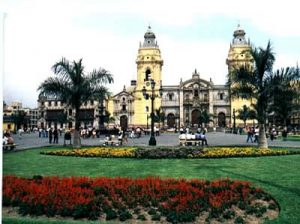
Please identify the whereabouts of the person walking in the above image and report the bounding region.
[53,128,59,144]
[49,128,53,144]
[246,127,253,143]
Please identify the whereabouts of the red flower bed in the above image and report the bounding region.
[3,175,278,223]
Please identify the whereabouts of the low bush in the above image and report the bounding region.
[41,146,300,159]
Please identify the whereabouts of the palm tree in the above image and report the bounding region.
[236,105,257,127]
[38,58,113,148]
[268,67,300,126]
[201,109,212,127]
[155,107,165,128]
[229,41,299,148]
[12,110,28,131]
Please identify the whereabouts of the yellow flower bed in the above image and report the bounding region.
[41,147,136,158]
[41,146,296,159]
[198,147,290,158]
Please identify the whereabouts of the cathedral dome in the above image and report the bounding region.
[232,24,248,45]
[233,24,246,37]
[141,26,158,48]
[144,26,156,39]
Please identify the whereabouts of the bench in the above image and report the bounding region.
[100,137,123,146]
[3,144,17,151]
[179,138,207,146]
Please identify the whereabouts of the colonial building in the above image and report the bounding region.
[37,96,100,129]
[108,26,235,130]
[37,25,258,130]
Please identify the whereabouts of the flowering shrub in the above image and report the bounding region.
[196,147,293,158]
[41,146,299,159]
[41,147,136,158]
[3,175,278,223]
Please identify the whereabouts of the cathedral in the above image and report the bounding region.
[106,25,252,130]
[37,25,253,130]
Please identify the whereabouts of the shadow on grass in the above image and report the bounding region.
[219,168,300,198]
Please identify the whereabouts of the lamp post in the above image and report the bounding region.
[146,114,149,130]
[233,108,237,134]
[142,79,163,146]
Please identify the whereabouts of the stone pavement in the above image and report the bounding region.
[7,131,300,151]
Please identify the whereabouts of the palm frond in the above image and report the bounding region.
[89,68,114,85]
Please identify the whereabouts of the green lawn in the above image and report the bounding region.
[3,147,300,224]
[277,135,300,141]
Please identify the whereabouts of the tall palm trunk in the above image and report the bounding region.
[258,123,268,149]
[73,107,81,148]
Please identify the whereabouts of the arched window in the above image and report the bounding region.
[218,112,226,127]
[167,113,175,128]
[145,69,151,81]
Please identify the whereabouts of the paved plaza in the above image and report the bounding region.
[7,131,300,150]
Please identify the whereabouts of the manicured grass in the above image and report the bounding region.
[277,135,300,141]
[3,146,300,224]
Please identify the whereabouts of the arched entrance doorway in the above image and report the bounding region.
[191,109,201,126]
[167,113,175,128]
[218,112,226,127]
[120,115,128,131]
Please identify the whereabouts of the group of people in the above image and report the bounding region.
[178,127,208,146]
[246,126,259,143]
[39,128,62,138]
[80,127,97,138]
[3,131,14,145]
[48,128,59,144]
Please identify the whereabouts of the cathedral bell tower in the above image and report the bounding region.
[226,24,254,126]
[134,26,164,126]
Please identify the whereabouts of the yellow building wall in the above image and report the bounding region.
[227,32,255,127]
[231,99,255,127]
[107,98,114,117]
[3,122,16,132]
[134,47,163,127]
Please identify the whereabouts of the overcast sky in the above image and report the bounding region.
[1,0,299,108]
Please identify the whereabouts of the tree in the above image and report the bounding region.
[38,58,113,148]
[236,105,257,127]
[155,107,165,128]
[229,41,299,148]
[95,87,112,129]
[268,68,300,126]
[12,110,28,131]
[201,109,212,127]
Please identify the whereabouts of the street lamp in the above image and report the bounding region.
[142,79,163,146]
[233,108,237,134]
[146,114,149,130]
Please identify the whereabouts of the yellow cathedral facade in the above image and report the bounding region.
[106,25,254,130]
[37,25,255,131]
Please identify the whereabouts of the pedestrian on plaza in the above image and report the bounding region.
[180,126,184,134]
[282,127,288,141]
[270,128,276,141]
[53,128,59,144]
[18,128,23,140]
[49,128,53,144]
[246,126,253,143]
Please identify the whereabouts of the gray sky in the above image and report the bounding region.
[1,0,299,108]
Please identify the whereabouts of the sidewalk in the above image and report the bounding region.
[8,132,300,151]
